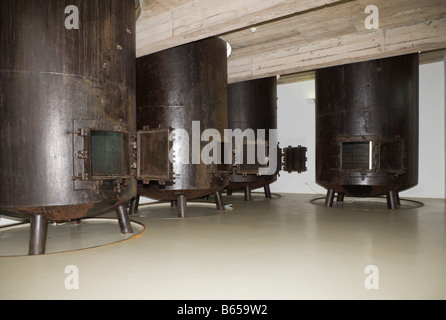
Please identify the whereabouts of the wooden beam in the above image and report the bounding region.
[277,49,446,85]
[419,49,446,65]
[136,0,347,57]
[277,71,315,85]
[226,0,446,83]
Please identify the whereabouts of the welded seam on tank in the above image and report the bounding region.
[0,70,125,88]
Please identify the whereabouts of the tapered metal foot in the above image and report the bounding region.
[28,213,48,255]
[115,204,133,234]
[178,194,187,218]
[325,189,335,207]
[129,195,140,216]
[337,192,345,203]
[264,184,272,199]
[244,185,252,201]
[387,191,399,210]
[214,191,225,211]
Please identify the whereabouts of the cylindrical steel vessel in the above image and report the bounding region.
[226,77,279,199]
[135,37,229,203]
[0,1,137,221]
[315,54,419,208]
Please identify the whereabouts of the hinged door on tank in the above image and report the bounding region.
[136,127,173,185]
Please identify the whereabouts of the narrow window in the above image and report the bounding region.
[341,141,372,170]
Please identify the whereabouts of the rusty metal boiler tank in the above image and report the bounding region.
[226,77,280,200]
[0,0,140,254]
[133,37,230,217]
[315,54,419,209]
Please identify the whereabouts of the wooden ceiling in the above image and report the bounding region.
[137,0,446,84]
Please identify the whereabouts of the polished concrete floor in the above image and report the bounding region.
[0,193,445,300]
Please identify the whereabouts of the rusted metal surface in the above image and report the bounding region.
[135,37,230,201]
[283,146,308,173]
[315,54,419,202]
[137,128,173,184]
[0,1,137,220]
[115,204,134,234]
[226,77,279,193]
[226,77,307,200]
[214,191,225,211]
[264,184,272,199]
[128,195,140,216]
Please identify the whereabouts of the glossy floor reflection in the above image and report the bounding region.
[0,193,445,300]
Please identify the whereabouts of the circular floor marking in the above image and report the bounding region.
[311,196,423,211]
[221,192,281,202]
[0,218,145,257]
[136,201,233,219]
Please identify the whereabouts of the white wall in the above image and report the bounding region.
[403,61,445,199]
[271,60,446,199]
[271,79,326,196]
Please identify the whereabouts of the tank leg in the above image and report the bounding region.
[336,192,345,203]
[227,189,232,196]
[115,204,133,234]
[171,200,178,207]
[387,191,399,210]
[178,194,187,218]
[244,185,252,201]
[214,191,225,211]
[324,189,335,207]
[28,213,48,255]
[264,184,272,199]
[128,195,140,216]
[396,192,401,206]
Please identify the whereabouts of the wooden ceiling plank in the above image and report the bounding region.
[222,1,358,52]
[136,0,347,57]
[224,0,445,60]
[277,49,446,85]
[227,0,446,83]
